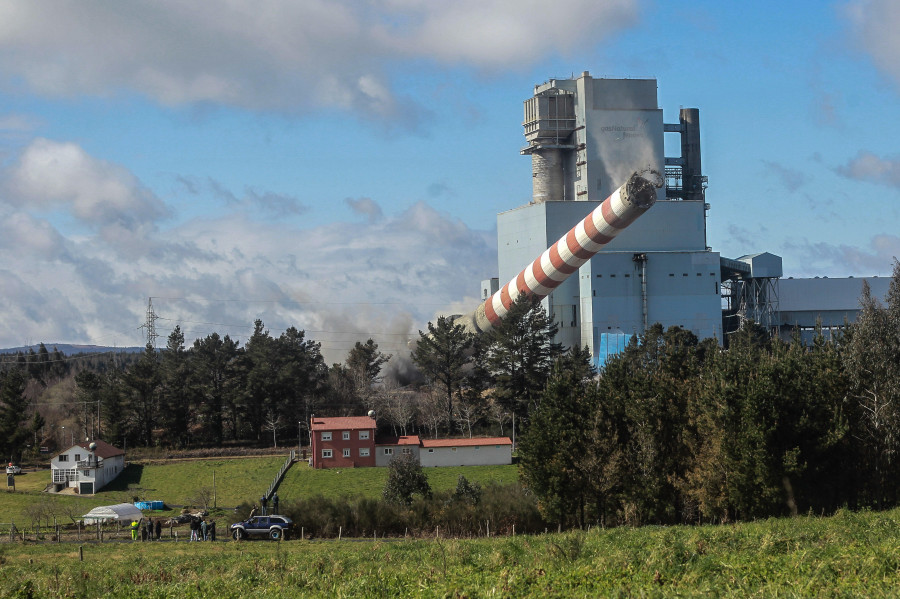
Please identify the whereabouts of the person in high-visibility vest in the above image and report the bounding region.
[130,519,139,541]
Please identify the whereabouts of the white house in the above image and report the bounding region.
[51,439,125,495]
[419,438,512,467]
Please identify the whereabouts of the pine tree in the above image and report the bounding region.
[486,295,561,422]
[0,369,30,461]
[519,346,595,527]
[843,262,900,507]
[411,316,474,435]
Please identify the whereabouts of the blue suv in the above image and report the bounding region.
[231,515,292,540]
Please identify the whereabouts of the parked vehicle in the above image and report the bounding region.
[231,515,292,540]
[6,464,21,475]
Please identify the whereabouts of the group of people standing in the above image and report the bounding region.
[260,492,279,515]
[189,516,216,541]
[130,518,162,541]
[128,516,216,541]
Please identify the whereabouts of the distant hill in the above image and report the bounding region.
[0,344,145,355]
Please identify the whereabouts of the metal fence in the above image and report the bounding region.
[264,450,296,503]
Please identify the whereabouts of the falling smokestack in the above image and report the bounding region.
[455,171,660,335]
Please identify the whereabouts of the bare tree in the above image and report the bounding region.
[416,390,446,438]
[263,410,281,448]
[375,382,418,437]
[189,487,214,512]
[454,396,481,438]
[487,398,511,437]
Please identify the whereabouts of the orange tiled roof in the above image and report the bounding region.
[421,437,511,448]
[376,435,421,446]
[310,416,376,431]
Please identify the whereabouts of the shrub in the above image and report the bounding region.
[383,454,432,505]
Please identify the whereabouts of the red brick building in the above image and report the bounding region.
[310,416,376,468]
[310,415,513,469]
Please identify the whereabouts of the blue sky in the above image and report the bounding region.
[1,0,898,364]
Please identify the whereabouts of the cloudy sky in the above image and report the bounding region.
[1,0,898,363]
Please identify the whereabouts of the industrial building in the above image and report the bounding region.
[481,72,889,366]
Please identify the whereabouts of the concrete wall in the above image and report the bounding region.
[776,276,891,329]
[581,250,723,356]
[374,445,420,467]
[419,444,512,468]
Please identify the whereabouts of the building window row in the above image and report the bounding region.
[321,430,371,441]
[322,448,371,459]
[383,447,414,455]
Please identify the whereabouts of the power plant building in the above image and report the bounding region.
[486,72,888,366]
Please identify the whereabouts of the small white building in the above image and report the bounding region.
[375,435,421,467]
[51,439,125,495]
[419,438,512,468]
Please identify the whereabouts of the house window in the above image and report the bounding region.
[58,455,69,462]
[359,448,370,457]
[428,449,434,453]
[451,447,457,452]
[322,449,333,458]
[384,448,394,455]
[402,448,411,454]
[474,446,480,450]
[342,431,350,440]
[343,448,350,458]
[359,430,370,440]
[74,454,81,461]
[322,432,332,441]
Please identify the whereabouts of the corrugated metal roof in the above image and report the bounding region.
[310,416,375,431]
[421,437,512,448]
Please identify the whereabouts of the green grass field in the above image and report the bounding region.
[0,457,518,527]
[278,462,518,501]
[1,507,899,597]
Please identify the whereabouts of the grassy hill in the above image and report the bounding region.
[0,457,518,525]
[2,507,899,597]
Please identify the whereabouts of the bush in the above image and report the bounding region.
[279,482,544,538]
[383,454,432,505]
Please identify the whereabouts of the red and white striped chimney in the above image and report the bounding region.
[459,171,660,334]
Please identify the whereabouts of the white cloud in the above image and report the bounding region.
[834,151,900,188]
[0,1,639,120]
[345,197,383,222]
[382,0,638,67]
[762,160,808,192]
[0,113,41,133]
[4,138,170,229]
[0,141,497,363]
[782,234,900,277]
[844,0,900,89]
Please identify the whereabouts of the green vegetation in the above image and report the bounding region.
[277,462,517,502]
[0,459,519,528]
[516,265,900,527]
[382,453,432,504]
[3,508,900,597]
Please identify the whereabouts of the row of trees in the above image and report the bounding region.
[520,268,900,526]
[2,289,565,456]
[75,321,387,449]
